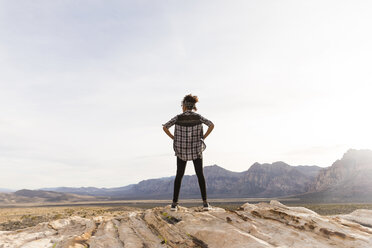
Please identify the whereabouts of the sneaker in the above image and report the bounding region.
[170,202,178,211]
[203,201,211,211]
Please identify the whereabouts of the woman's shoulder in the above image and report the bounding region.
[192,111,207,117]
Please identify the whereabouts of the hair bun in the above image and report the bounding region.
[182,94,198,111]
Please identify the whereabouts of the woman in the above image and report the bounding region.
[162,94,215,211]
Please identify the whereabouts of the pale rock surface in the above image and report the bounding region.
[0,201,372,248]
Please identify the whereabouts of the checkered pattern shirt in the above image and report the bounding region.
[163,110,214,161]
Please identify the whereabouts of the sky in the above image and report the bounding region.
[1,0,372,190]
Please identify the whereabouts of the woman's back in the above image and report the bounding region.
[173,110,213,161]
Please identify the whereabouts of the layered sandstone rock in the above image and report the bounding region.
[0,201,371,248]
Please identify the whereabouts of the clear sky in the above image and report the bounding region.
[1,0,371,190]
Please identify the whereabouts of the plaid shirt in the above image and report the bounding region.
[163,110,214,161]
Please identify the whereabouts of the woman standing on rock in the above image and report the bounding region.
[162,94,215,211]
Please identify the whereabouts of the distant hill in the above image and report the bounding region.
[39,184,136,197]
[300,149,372,202]
[0,189,109,205]
[0,188,15,193]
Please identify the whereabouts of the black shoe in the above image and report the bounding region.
[203,201,211,211]
[171,202,178,211]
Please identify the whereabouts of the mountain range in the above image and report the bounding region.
[1,149,372,204]
[37,161,321,200]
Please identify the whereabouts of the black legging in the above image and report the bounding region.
[173,156,207,203]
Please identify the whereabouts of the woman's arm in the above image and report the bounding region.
[203,123,214,140]
[163,126,174,140]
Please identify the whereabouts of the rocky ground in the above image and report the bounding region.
[0,201,372,248]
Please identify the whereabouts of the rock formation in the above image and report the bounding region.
[304,149,372,202]
[1,201,371,247]
[237,162,318,197]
